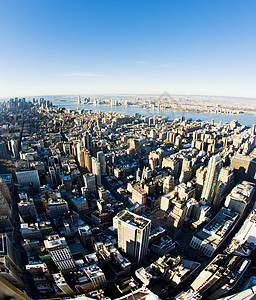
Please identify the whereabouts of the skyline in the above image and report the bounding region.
[0,0,256,98]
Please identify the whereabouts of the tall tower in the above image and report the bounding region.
[78,148,86,173]
[200,155,222,206]
[114,210,151,264]
[91,157,101,186]
[84,132,92,151]
[49,166,57,187]
[97,151,106,174]
[84,149,92,173]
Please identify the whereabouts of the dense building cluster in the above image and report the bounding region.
[0,97,256,300]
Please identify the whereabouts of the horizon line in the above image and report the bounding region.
[1,93,256,101]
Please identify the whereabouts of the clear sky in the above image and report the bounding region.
[0,0,255,98]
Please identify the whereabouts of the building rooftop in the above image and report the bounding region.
[133,184,147,195]
[190,254,251,297]
[118,210,151,229]
[44,235,67,249]
[82,264,104,278]
[71,197,86,204]
[0,174,12,185]
[201,208,239,240]
[227,181,255,203]
[227,209,256,256]
[48,198,67,205]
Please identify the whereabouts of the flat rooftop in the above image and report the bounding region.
[133,184,147,195]
[195,208,239,246]
[119,210,151,229]
[44,235,67,249]
[0,174,12,184]
[71,197,86,204]
[203,208,238,236]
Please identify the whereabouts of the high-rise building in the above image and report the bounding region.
[195,166,207,200]
[0,234,24,289]
[224,181,255,214]
[131,185,147,206]
[91,157,101,186]
[82,132,92,151]
[44,235,76,273]
[190,208,239,257]
[10,139,19,159]
[211,167,235,211]
[49,166,57,187]
[231,154,256,183]
[114,210,151,264]
[78,148,86,173]
[84,149,92,173]
[83,174,97,193]
[200,155,222,206]
[76,142,81,162]
[166,196,189,237]
[63,142,72,155]
[0,189,13,231]
[97,151,106,174]
[16,169,41,191]
[82,264,107,290]
[0,141,8,158]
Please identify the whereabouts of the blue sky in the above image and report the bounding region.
[0,0,255,98]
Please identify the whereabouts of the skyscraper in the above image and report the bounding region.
[82,132,92,151]
[91,157,101,186]
[97,151,106,174]
[84,149,92,173]
[114,210,151,264]
[200,155,222,206]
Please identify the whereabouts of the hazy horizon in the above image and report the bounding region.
[1,93,256,103]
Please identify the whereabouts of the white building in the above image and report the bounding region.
[224,181,255,214]
[227,209,256,256]
[83,174,97,192]
[190,208,239,257]
[91,157,101,186]
[97,151,106,174]
[115,210,151,264]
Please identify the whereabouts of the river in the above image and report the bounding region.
[49,98,256,126]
